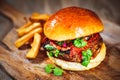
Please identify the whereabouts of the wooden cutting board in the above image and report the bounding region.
[0,1,120,80]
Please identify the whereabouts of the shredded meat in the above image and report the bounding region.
[85,33,103,58]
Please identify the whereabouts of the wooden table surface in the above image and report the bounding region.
[0,0,120,80]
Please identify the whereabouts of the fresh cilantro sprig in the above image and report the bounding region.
[54,50,60,57]
[53,67,63,76]
[45,64,64,76]
[45,44,54,51]
[73,38,87,48]
[81,49,92,67]
[45,64,55,73]
[48,50,60,57]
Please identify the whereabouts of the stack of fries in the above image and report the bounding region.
[15,13,50,59]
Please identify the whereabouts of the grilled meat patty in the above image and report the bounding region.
[42,33,103,62]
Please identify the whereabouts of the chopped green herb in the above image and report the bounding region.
[53,67,63,76]
[81,49,92,67]
[48,51,54,57]
[56,41,64,46]
[47,64,55,68]
[44,64,63,76]
[73,38,87,48]
[81,60,90,67]
[45,44,54,51]
[82,49,92,57]
[48,49,60,57]
[82,55,89,61]
[54,50,60,57]
[82,51,87,56]
[86,49,92,56]
[45,66,52,73]
[45,64,55,73]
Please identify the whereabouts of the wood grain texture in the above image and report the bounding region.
[0,21,120,80]
[0,0,120,80]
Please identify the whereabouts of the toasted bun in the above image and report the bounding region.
[44,7,104,41]
[47,43,106,71]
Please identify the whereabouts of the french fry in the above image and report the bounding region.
[17,22,41,36]
[30,12,50,21]
[26,33,41,58]
[16,21,32,32]
[15,27,42,48]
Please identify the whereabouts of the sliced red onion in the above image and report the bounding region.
[62,42,67,47]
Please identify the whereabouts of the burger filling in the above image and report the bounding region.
[42,33,103,67]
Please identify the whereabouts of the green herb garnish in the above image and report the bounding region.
[56,41,64,46]
[45,64,63,76]
[81,49,92,67]
[45,44,54,51]
[73,38,87,48]
[53,67,63,76]
[86,49,92,56]
[54,50,60,57]
[48,51,54,57]
[45,64,55,73]
[48,49,60,57]
[82,60,90,67]
[82,49,92,56]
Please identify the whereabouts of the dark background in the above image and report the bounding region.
[0,0,120,80]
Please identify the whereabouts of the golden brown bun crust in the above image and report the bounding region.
[44,7,104,41]
[47,43,106,71]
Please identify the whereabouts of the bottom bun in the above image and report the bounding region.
[47,43,106,71]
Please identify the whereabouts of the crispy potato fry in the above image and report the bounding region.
[15,12,48,59]
[16,22,32,32]
[17,22,41,36]
[15,27,42,48]
[26,33,41,58]
[30,12,50,21]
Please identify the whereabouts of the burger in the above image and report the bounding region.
[43,7,106,71]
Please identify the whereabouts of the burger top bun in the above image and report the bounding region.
[44,7,104,41]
